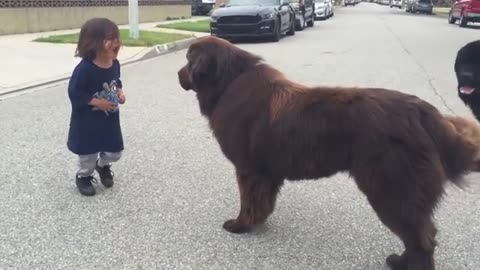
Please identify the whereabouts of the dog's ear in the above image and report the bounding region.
[190,51,217,88]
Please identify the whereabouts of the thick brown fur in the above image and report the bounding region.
[177,36,480,270]
[445,115,480,171]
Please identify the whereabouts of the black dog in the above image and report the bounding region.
[456,40,480,120]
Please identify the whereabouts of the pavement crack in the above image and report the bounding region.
[316,49,351,56]
[381,18,454,114]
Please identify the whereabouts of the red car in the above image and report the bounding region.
[448,0,480,27]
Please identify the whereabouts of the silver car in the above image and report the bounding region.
[344,0,356,6]
[314,0,334,19]
[390,0,402,8]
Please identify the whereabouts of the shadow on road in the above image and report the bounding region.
[461,24,480,30]
[388,10,441,18]
[227,37,282,44]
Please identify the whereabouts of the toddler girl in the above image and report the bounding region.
[67,18,126,196]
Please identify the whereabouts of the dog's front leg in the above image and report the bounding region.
[223,170,284,234]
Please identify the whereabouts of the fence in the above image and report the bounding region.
[0,0,191,35]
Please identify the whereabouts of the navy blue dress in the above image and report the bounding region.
[67,58,124,155]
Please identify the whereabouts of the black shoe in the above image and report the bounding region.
[96,162,114,188]
[76,175,96,196]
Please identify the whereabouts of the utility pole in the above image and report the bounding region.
[128,0,139,39]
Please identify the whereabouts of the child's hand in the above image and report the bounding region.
[118,90,126,104]
[89,98,115,112]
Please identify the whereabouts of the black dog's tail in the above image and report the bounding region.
[424,114,480,186]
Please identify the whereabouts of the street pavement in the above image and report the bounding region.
[1,3,479,270]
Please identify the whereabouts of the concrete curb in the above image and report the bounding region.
[0,36,200,99]
[138,37,198,61]
[434,12,449,18]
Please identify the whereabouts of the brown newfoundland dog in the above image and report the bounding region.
[177,36,480,270]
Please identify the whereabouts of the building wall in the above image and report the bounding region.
[0,1,191,35]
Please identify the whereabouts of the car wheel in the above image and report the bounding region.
[287,18,296,36]
[459,13,468,27]
[307,12,315,27]
[296,14,305,31]
[448,11,456,24]
[272,19,282,42]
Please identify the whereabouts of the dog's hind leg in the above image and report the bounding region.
[362,187,439,270]
[223,170,284,234]
[353,154,444,270]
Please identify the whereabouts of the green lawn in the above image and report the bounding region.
[157,19,210,33]
[34,29,193,47]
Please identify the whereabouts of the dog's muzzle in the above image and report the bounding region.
[458,69,476,95]
[178,66,193,91]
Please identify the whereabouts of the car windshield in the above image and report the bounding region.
[418,0,431,3]
[226,0,281,6]
[315,0,326,3]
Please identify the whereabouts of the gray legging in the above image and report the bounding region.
[76,151,122,177]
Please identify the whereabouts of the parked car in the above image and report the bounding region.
[344,0,356,5]
[390,0,402,8]
[191,0,216,15]
[314,0,334,19]
[405,0,433,14]
[290,0,315,30]
[448,0,480,27]
[210,0,296,42]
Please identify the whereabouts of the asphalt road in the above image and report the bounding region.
[1,3,479,270]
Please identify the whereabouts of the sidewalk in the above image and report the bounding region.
[0,17,209,95]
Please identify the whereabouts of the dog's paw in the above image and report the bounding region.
[386,253,407,270]
[223,219,251,234]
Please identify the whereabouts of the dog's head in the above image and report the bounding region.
[455,40,480,97]
[177,36,262,115]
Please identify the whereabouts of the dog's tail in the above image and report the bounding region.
[432,115,480,185]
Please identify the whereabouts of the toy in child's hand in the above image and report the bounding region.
[92,80,120,115]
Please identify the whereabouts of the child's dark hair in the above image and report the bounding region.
[75,18,120,60]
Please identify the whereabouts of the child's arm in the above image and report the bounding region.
[115,59,126,104]
[68,67,93,110]
[117,88,126,104]
[89,98,115,112]
[68,66,114,111]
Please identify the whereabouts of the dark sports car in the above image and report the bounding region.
[210,0,296,42]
